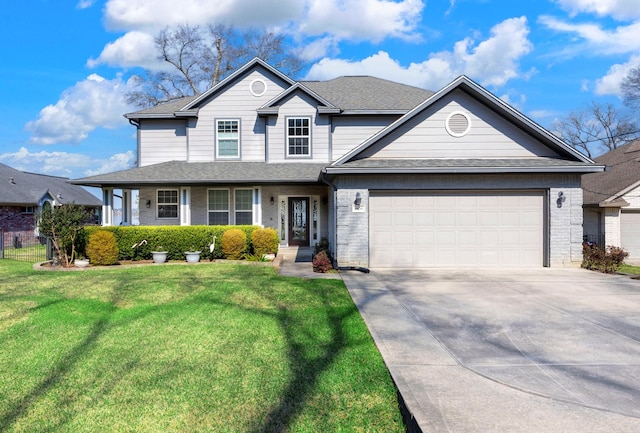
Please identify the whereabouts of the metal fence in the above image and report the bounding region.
[0,230,50,262]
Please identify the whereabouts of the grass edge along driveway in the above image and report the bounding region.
[0,261,404,433]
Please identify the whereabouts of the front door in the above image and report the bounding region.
[289,197,309,246]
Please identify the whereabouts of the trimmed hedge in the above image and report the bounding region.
[81,225,260,261]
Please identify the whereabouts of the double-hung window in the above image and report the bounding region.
[235,189,253,225]
[157,190,178,219]
[208,189,229,225]
[287,117,310,157]
[216,119,239,158]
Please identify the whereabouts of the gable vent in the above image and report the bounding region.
[445,111,471,137]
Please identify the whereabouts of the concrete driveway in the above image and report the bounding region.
[341,268,640,432]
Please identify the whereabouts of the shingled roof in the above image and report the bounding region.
[71,161,328,187]
[125,75,434,119]
[0,163,102,206]
[582,140,640,206]
[300,76,434,112]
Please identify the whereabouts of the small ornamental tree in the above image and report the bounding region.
[38,202,93,267]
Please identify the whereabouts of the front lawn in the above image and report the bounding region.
[619,263,640,275]
[0,261,404,432]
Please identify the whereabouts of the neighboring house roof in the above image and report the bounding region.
[332,75,597,168]
[0,162,102,206]
[582,140,640,207]
[70,161,328,187]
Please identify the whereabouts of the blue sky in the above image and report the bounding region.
[1,0,639,180]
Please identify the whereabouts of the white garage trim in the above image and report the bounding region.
[370,190,547,268]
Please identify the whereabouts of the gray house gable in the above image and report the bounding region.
[331,75,598,172]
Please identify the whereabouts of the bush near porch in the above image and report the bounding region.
[81,225,261,261]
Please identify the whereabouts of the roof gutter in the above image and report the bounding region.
[323,165,607,175]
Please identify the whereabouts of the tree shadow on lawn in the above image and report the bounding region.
[1,270,386,432]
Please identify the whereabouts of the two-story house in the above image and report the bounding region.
[73,58,603,268]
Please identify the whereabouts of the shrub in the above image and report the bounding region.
[38,203,93,267]
[314,237,331,256]
[312,250,333,273]
[222,229,247,260]
[86,230,119,265]
[582,243,628,273]
[251,227,280,256]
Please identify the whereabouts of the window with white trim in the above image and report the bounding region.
[287,117,310,156]
[216,119,239,158]
[208,189,229,225]
[157,190,178,219]
[235,189,253,225]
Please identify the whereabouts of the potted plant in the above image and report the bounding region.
[152,246,168,264]
[74,255,90,268]
[184,246,201,263]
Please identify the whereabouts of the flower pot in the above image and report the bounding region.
[152,251,168,264]
[184,251,201,263]
[74,259,90,268]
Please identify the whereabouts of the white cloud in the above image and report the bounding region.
[87,31,160,70]
[595,55,640,96]
[553,0,640,20]
[77,0,95,9]
[25,74,135,145]
[103,0,304,31]
[95,0,425,68]
[0,147,135,178]
[305,17,532,90]
[539,15,640,55]
[300,0,424,43]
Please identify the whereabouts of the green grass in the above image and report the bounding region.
[619,263,640,275]
[1,243,47,262]
[0,261,404,433]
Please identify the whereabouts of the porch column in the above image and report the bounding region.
[102,188,114,226]
[180,187,191,226]
[121,189,132,226]
[604,207,621,247]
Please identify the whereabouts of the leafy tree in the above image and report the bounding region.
[38,203,93,267]
[553,101,640,157]
[126,24,304,108]
[621,66,640,108]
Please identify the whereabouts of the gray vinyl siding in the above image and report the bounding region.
[266,92,331,163]
[188,69,290,162]
[139,120,187,167]
[359,89,562,159]
[331,116,396,162]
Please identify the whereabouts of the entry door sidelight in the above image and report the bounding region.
[288,197,309,246]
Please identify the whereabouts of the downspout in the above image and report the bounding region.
[320,169,370,273]
[128,118,141,168]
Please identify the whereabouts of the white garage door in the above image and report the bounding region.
[370,191,545,268]
[621,212,640,261]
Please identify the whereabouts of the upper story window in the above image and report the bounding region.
[157,190,178,219]
[287,117,311,157]
[216,119,240,159]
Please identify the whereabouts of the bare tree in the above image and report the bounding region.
[554,102,640,158]
[126,24,304,108]
[621,66,640,108]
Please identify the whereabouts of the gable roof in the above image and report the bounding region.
[0,162,102,206]
[125,60,435,120]
[582,140,640,207]
[331,75,597,169]
[125,58,296,121]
